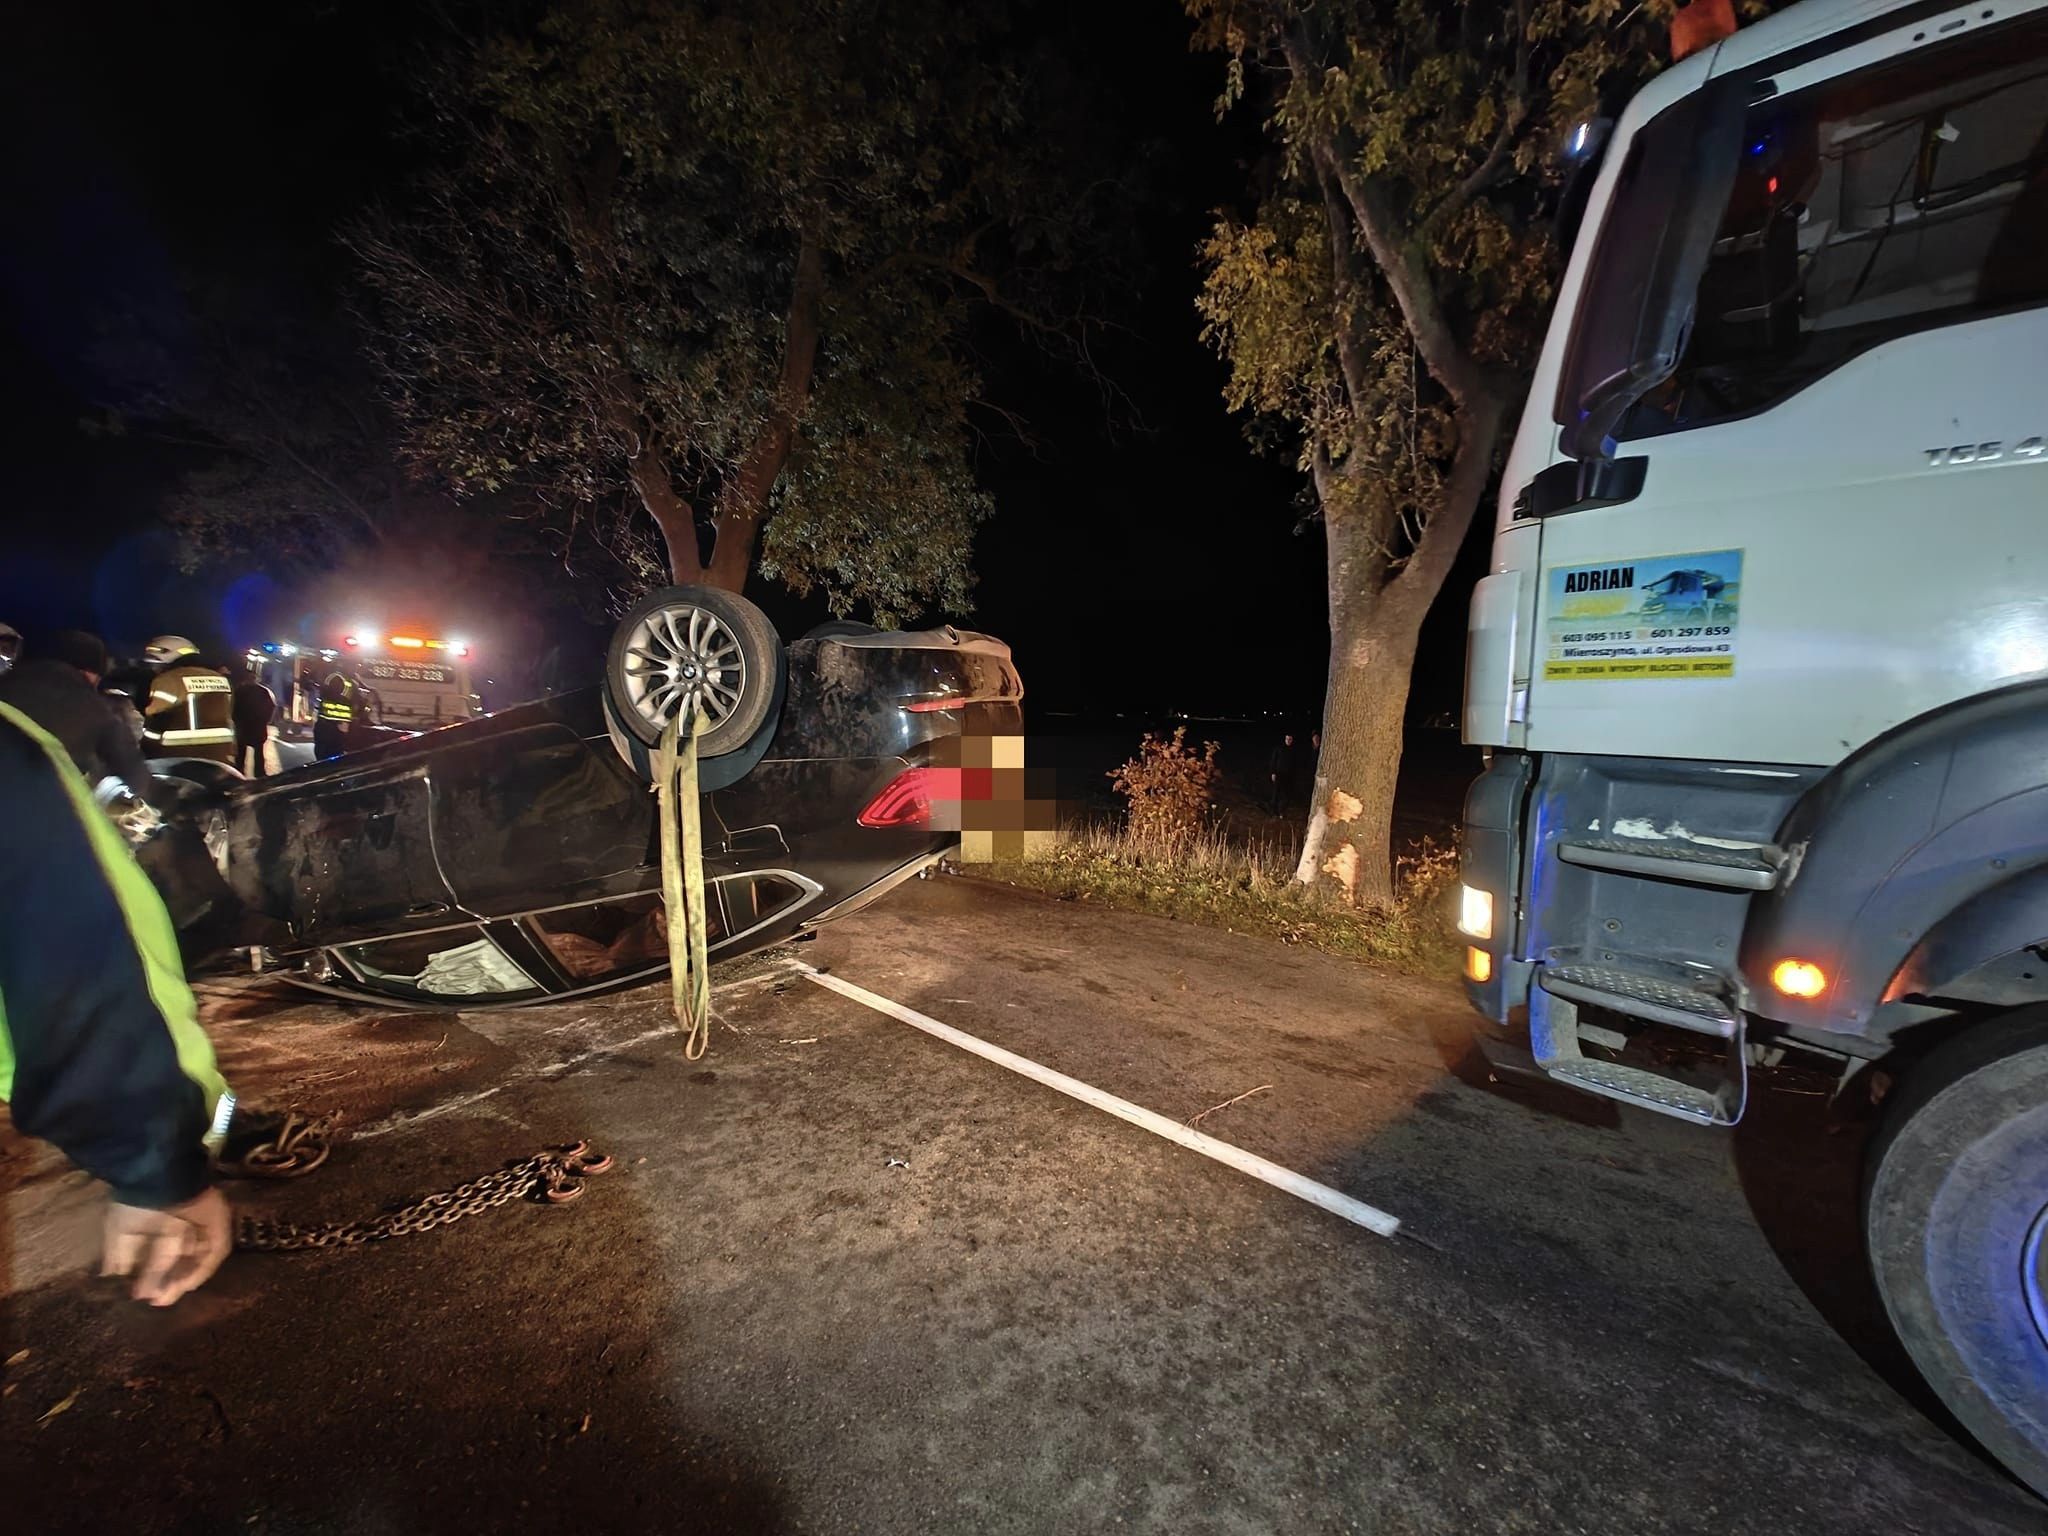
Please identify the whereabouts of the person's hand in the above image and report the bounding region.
[101,1187,234,1306]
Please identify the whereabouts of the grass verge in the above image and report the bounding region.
[975,823,1461,978]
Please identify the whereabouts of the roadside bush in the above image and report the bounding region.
[1108,727,1221,851]
[1392,838,1458,922]
[983,818,1462,977]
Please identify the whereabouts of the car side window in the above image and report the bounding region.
[338,926,542,1000]
[529,893,729,983]
[723,873,807,934]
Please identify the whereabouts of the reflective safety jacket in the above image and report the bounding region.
[143,664,237,763]
[317,675,357,723]
[0,703,232,1208]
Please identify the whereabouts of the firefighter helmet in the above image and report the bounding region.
[143,634,201,667]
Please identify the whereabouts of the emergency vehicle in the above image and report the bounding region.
[339,629,480,731]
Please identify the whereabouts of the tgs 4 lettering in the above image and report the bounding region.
[1924,437,2046,467]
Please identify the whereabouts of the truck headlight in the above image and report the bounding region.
[1457,883,1493,941]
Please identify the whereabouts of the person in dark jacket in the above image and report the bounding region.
[0,703,235,1305]
[313,668,358,760]
[1265,732,1297,815]
[231,667,276,777]
[0,629,153,799]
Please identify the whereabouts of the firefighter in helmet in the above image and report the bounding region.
[314,666,360,760]
[136,636,236,767]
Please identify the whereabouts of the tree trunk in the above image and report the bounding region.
[1296,381,1506,907]
[706,228,826,593]
[628,448,705,585]
[1296,524,1422,909]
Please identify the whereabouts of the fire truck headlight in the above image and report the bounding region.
[1457,883,1494,941]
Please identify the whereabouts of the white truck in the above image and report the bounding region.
[1456,0,2048,1497]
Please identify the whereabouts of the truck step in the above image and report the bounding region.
[1555,835,1781,891]
[1544,1059,1739,1126]
[1538,963,1740,1039]
[1529,967,1748,1126]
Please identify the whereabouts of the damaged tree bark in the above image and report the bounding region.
[1265,29,1516,909]
[1295,392,1506,909]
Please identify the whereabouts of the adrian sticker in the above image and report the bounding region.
[1542,548,1742,681]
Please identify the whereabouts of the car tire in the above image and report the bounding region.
[1865,1007,2048,1500]
[605,584,782,758]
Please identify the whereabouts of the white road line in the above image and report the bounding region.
[797,963,1402,1240]
[353,964,800,1140]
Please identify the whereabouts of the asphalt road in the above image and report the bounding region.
[3,876,2044,1535]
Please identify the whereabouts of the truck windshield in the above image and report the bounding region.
[1563,13,2048,444]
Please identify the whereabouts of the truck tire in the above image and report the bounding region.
[1865,1007,2048,1500]
[605,585,781,759]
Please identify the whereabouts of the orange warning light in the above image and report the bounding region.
[1770,958,1827,999]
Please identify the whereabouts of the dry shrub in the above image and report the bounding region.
[1393,838,1459,923]
[1108,726,1220,851]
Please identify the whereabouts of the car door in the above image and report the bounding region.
[231,760,458,946]
[427,722,658,917]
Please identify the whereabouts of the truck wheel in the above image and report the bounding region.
[1865,1006,2048,1499]
[605,585,781,758]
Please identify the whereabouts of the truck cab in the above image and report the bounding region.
[1458,0,2048,1498]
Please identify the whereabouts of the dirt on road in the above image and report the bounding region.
[2,876,2040,1535]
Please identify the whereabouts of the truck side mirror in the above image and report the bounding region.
[1557,79,1751,461]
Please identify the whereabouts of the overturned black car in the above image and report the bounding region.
[145,588,1021,1007]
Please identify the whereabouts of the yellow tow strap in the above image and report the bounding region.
[654,711,712,1060]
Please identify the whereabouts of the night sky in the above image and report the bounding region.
[0,1,1481,721]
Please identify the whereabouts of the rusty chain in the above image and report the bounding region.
[234,1141,613,1252]
[218,1112,334,1180]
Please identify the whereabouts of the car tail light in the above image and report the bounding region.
[858,767,962,828]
